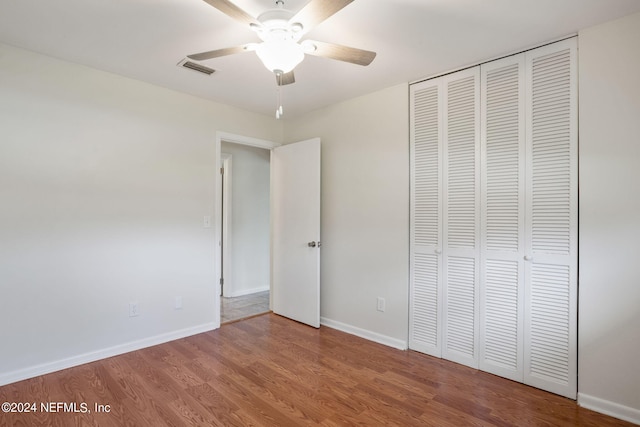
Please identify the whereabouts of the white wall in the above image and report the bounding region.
[0,43,282,384]
[284,84,410,348]
[578,12,640,423]
[221,142,270,297]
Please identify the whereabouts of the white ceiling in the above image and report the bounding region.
[1,0,639,118]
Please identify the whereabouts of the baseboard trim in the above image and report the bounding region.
[226,286,269,298]
[0,322,217,387]
[320,317,408,350]
[578,392,640,425]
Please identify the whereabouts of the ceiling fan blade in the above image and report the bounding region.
[276,71,296,86]
[201,0,259,27]
[289,0,354,34]
[305,40,376,66]
[187,45,252,61]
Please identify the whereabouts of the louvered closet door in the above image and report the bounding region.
[523,38,578,399]
[409,80,443,357]
[479,56,526,382]
[442,67,481,369]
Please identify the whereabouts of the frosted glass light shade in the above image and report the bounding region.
[256,40,305,73]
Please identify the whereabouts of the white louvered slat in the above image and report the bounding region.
[412,253,439,347]
[530,48,572,255]
[410,81,442,357]
[524,38,577,399]
[485,63,521,252]
[445,256,476,358]
[528,263,570,383]
[414,86,440,247]
[483,260,519,370]
[479,56,525,382]
[442,68,480,368]
[446,75,478,249]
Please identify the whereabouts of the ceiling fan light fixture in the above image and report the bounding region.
[256,39,305,73]
[186,0,377,102]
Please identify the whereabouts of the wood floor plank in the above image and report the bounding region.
[212,372,298,427]
[0,313,635,427]
[184,382,241,425]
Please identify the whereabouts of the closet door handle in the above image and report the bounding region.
[435,249,442,255]
[524,255,533,261]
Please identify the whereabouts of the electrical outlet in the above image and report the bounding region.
[175,296,182,310]
[129,302,139,317]
[203,215,212,228]
[376,297,386,312]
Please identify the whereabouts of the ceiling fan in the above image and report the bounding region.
[187,0,376,87]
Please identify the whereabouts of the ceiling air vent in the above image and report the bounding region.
[179,59,215,76]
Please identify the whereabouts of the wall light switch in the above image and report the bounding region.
[129,302,139,317]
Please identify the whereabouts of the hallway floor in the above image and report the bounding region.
[221,290,270,324]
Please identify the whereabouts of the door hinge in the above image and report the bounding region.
[219,278,224,285]
[220,167,224,175]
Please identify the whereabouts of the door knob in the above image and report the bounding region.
[435,249,442,255]
[308,241,317,247]
[524,255,533,261]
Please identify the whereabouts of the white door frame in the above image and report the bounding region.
[220,153,232,298]
[214,131,280,328]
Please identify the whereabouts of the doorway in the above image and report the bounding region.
[215,132,280,325]
[214,132,322,329]
[219,142,271,323]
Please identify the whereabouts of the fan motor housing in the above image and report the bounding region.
[254,8,303,42]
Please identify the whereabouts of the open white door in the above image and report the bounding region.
[271,138,321,328]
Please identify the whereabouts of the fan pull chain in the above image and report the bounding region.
[276,73,284,119]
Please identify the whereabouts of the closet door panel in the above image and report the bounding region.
[442,67,481,368]
[524,38,578,399]
[410,81,443,357]
[409,39,577,399]
[479,56,526,381]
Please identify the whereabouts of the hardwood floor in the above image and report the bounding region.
[0,313,632,426]
[220,291,270,324]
